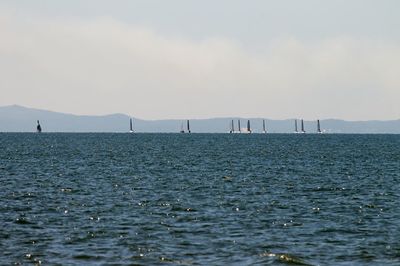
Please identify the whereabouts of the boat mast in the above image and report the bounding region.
[230,120,234,133]
[295,119,298,133]
[180,122,185,133]
[263,120,266,133]
[187,120,191,133]
[247,120,252,133]
[238,120,241,133]
[301,119,305,133]
[130,118,133,132]
[317,120,321,133]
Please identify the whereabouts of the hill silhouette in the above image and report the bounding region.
[0,105,399,133]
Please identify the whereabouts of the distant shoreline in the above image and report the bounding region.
[0,105,399,134]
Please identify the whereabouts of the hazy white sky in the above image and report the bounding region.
[1,0,399,120]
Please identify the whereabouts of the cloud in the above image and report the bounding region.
[0,11,399,120]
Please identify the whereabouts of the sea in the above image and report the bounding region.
[1,133,399,265]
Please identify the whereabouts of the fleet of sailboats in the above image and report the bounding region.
[33,118,324,133]
[229,119,255,133]
[148,117,323,134]
[294,119,324,134]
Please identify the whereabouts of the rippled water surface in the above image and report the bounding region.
[1,133,400,265]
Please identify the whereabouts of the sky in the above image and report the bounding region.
[1,0,399,120]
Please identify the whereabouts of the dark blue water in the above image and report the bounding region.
[1,133,400,265]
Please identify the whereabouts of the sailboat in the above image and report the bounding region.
[317,120,322,134]
[229,120,235,133]
[129,118,134,133]
[262,119,267,134]
[36,120,42,133]
[187,120,191,133]
[294,119,298,133]
[238,120,241,133]
[246,120,252,133]
[301,119,306,133]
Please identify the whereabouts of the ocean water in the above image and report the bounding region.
[1,133,400,265]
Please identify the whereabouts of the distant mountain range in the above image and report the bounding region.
[0,105,399,133]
